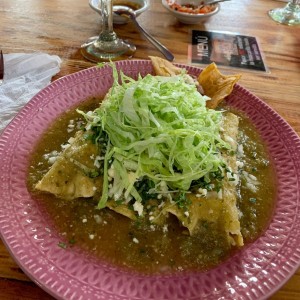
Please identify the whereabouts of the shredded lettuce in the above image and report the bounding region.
[79,63,231,210]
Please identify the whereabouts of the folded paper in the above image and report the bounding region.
[0,53,61,132]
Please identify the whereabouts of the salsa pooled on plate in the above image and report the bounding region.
[28,57,275,273]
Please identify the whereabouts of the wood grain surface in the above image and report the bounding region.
[0,0,299,299]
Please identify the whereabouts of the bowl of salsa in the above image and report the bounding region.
[162,0,220,24]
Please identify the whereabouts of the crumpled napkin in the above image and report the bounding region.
[0,53,62,133]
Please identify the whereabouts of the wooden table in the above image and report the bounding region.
[0,0,299,299]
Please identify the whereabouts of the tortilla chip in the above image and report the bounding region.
[149,56,182,77]
[198,63,241,109]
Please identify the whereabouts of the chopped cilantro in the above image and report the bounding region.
[115,199,124,205]
[134,179,156,203]
[201,220,210,229]
[175,193,191,209]
[58,242,67,249]
[87,170,100,178]
[229,150,236,156]
[69,238,76,245]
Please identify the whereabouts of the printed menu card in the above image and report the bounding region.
[189,30,267,72]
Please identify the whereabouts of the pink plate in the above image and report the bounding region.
[0,60,300,300]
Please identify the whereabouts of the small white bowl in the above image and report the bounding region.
[162,0,220,24]
[89,0,150,25]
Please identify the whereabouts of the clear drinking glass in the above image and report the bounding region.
[81,0,136,62]
[268,0,300,26]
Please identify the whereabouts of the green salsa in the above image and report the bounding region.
[27,98,276,274]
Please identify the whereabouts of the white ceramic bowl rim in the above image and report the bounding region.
[127,0,150,15]
[90,0,150,15]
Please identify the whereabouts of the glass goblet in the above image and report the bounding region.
[268,0,300,26]
[81,0,136,62]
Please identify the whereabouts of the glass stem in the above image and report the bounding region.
[99,0,117,42]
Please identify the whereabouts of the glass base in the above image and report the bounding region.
[81,37,136,62]
[268,4,300,26]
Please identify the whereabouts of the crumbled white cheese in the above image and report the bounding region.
[94,156,103,168]
[236,160,244,168]
[163,225,168,233]
[89,234,95,240]
[249,174,257,181]
[48,156,58,165]
[237,144,244,156]
[44,150,60,165]
[246,182,258,193]
[242,171,260,192]
[238,209,243,219]
[82,218,87,223]
[197,188,207,197]
[184,211,189,217]
[133,238,139,244]
[133,201,144,216]
[67,121,75,133]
